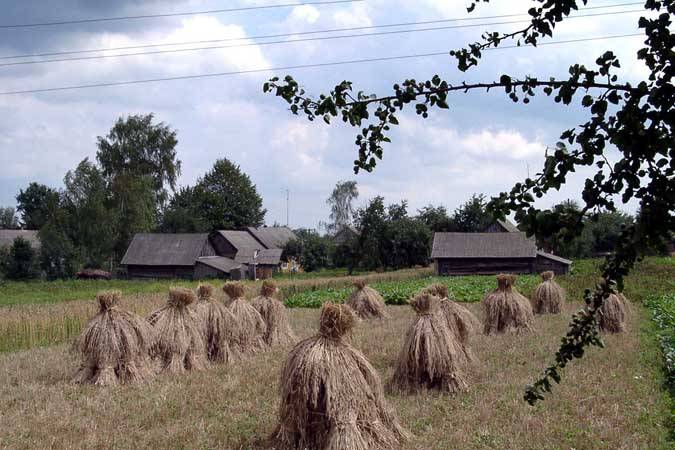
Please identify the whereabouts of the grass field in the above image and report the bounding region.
[0,258,672,448]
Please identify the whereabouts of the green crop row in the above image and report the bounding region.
[284,274,540,308]
[645,293,675,385]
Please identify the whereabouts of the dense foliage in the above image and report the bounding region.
[265,0,674,403]
[16,182,60,230]
[160,158,266,232]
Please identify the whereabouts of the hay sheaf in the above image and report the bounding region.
[73,290,155,386]
[421,283,481,345]
[147,287,207,374]
[223,282,266,354]
[598,292,627,333]
[273,303,408,450]
[345,279,388,320]
[389,293,470,394]
[194,283,240,364]
[531,271,565,314]
[251,280,297,346]
[483,274,534,335]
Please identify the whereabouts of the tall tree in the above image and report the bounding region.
[353,196,387,270]
[264,0,675,402]
[453,194,492,232]
[416,205,454,232]
[326,180,358,234]
[16,182,59,229]
[0,207,19,229]
[159,187,208,233]
[62,159,115,268]
[190,158,266,230]
[96,113,181,208]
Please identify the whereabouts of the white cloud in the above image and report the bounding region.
[288,5,320,24]
[333,3,373,27]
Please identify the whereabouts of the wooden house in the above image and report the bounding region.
[121,227,296,280]
[431,231,571,276]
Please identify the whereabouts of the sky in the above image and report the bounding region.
[0,0,652,228]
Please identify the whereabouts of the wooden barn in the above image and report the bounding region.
[431,232,571,275]
[121,227,296,280]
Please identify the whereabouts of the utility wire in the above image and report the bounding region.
[0,0,364,29]
[0,33,642,96]
[0,9,644,68]
[0,2,644,60]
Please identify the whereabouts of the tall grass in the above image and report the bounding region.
[0,268,431,352]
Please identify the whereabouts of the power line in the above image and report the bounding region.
[0,0,364,29]
[0,9,644,68]
[0,2,644,61]
[0,33,642,96]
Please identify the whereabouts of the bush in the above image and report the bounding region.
[645,294,675,385]
[6,238,38,280]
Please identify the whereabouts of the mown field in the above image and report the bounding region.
[0,258,672,448]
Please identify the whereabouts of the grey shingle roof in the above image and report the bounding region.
[431,232,537,259]
[246,226,297,249]
[0,230,40,249]
[121,233,213,266]
[234,248,283,265]
[496,219,520,233]
[536,250,572,265]
[195,256,240,273]
[215,230,265,253]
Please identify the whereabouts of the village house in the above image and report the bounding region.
[121,227,296,280]
[431,220,571,275]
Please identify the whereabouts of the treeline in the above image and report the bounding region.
[284,192,499,272]
[0,114,266,280]
[285,185,656,273]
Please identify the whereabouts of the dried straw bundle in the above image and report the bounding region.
[345,279,388,320]
[251,280,296,346]
[598,292,627,333]
[482,274,534,335]
[193,283,240,364]
[531,271,565,314]
[147,287,207,373]
[73,290,155,386]
[421,283,481,344]
[223,282,266,354]
[273,303,408,450]
[389,293,470,393]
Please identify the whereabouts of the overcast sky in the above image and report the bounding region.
[0,0,650,228]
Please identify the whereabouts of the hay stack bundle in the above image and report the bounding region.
[483,274,534,335]
[345,279,388,320]
[421,283,481,344]
[251,280,296,346]
[390,293,470,393]
[193,283,240,364]
[273,303,408,450]
[598,292,627,333]
[147,287,207,373]
[223,282,266,353]
[73,290,155,386]
[531,271,565,314]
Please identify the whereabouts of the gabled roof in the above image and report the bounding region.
[196,256,240,273]
[496,219,520,233]
[431,232,537,259]
[536,250,572,265]
[246,226,297,249]
[214,230,265,253]
[0,230,40,249]
[121,233,211,266]
[234,248,283,265]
